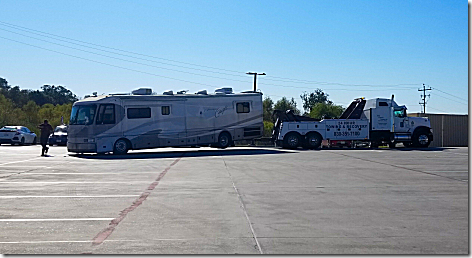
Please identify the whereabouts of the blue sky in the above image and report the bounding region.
[0,0,468,114]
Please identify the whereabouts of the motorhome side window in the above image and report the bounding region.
[96,104,115,124]
[127,107,151,119]
[162,106,170,115]
[379,102,388,106]
[236,102,250,113]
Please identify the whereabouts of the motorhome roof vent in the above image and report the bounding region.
[177,90,188,94]
[163,90,173,95]
[132,88,152,95]
[215,87,233,94]
[196,90,208,95]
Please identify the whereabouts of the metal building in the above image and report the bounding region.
[409,113,468,147]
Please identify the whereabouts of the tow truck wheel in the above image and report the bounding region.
[113,139,129,155]
[304,133,322,149]
[412,130,431,148]
[283,132,300,149]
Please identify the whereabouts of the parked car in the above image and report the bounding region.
[49,125,68,146]
[0,126,37,145]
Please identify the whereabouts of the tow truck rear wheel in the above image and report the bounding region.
[283,132,300,149]
[304,133,322,149]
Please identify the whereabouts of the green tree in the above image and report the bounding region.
[309,102,344,120]
[0,93,15,126]
[40,85,78,105]
[274,97,300,115]
[300,88,332,114]
[263,121,274,137]
[21,101,41,133]
[263,97,274,123]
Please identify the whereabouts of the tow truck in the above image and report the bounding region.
[272,96,433,149]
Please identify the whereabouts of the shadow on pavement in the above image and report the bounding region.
[318,147,451,152]
[69,147,292,160]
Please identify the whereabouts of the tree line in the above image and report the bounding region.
[262,89,344,136]
[0,77,78,135]
[0,76,344,137]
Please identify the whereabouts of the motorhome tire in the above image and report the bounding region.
[304,133,322,149]
[217,132,232,149]
[412,129,431,148]
[113,139,129,155]
[283,132,300,149]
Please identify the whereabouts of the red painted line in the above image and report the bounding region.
[92,157,181,246]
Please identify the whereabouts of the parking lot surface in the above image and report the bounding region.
[0,145,468,254]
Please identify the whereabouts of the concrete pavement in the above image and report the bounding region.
[0,145,468,254]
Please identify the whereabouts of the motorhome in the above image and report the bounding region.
[67,88,263,154]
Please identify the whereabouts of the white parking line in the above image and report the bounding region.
[424,171,468,173]
[0,166,49,168]
[0,181,153,184]
[0,195,140,199]
[21,172,159,175]
[0,240,139,244]
[0,157,43,166]
[0,218,114,222]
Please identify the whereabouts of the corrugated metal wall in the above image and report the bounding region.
[409,113,468,147]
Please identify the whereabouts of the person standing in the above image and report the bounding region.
[38,120,53,156]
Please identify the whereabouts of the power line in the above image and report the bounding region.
[0,34,421,94]
[0,29,421,92]
[0,21,423,89]
[0,27,253,83]
[0,20,245,75]
[430,92,468,106]
[0,36,222,89]
[263,76,419,88]
[0,20,466,105]
[431,87,468,102]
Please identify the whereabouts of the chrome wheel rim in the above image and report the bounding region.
[220,136,228,147]
[308,136,319,146]
[288,135,298,146]
[418,135,429,145]
[115,141,127,152]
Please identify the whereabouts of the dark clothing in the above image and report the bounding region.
[39,123,53,139]
[38,123,53,156]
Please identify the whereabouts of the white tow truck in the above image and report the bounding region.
[272,96,433,149]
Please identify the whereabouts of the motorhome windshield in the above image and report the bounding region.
[70,105,97,125]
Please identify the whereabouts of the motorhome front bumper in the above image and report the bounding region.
[67,142,97,153]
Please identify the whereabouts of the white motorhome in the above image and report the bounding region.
[67,88,263,154]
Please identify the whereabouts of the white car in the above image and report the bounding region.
[0,126,37,145]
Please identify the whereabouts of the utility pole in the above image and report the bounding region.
[246,72,266,92]
[418,83,432,114]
